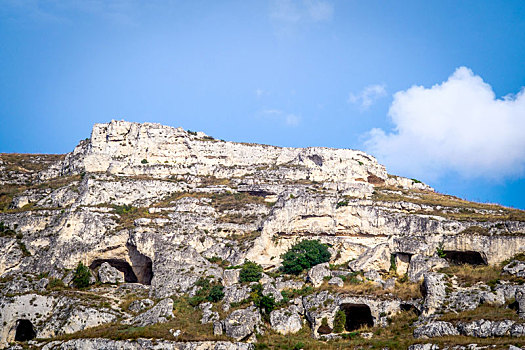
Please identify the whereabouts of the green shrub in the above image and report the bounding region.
[141,159,148,164]
[436,243,446,258]
[239,261,263,283]
[336,200,349,208]
[333,310,346,333]
[207,285,225,302]
[113,204,135,215]
[47,277,65,290]
[281,240,331,275]
[72,261,91,289]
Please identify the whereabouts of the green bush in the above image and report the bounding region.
[72,262,91,289]
[207,285,225,302]
[333,310,346,333]
[281,240,331,275]
[250,284,275,315]
[239,261,263,283]
[141,159,148,164]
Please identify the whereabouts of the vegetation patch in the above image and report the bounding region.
[281,240,331,275]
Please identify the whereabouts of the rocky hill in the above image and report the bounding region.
[1,120,525,349]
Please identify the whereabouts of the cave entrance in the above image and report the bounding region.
[443,250,487,265]
[340,303,374,331]
[14,319,36,341]
[400,303,421,316]
[127,243,153,285]
[90,259,138,283]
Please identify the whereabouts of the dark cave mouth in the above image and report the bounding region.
[90,258,139,283]
[15,319,36,342]
[339,303,374,331]
[89,245,153,285]
[443,250,487,265]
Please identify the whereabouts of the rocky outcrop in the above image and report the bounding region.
[214,307,262,341]
[125,298,173,327]
[269,305,303,335]
[307,263,331,287]
[98,262,124,284]
[413,321,459,339]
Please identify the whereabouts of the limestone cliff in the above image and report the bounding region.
[1,120,524,349]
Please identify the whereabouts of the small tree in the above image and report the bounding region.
[207,285,225,302]
[239,261,263,283]
[72,261,91,289]
[281,240,331,275]
[333,310,346,333]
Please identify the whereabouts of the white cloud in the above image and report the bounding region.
[259,109,301,127]
[364,67,525,180]
[270,0,333,24]
[349,84,387,110]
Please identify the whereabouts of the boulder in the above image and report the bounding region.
[127,298,173,327]
[413,321,459,338]
[262,283,283,303]
[128,299,154,314]
[421,273,447,316]
[98,262,125,284]
[348,243,391,273]
[408,255,449,282]
[328,277,344,287]
[307,263,331,287]
[503,260,525,277]
[269,306,303,334]
[220,306,262,341]
[457,319,514,337]
[223,269,241,287]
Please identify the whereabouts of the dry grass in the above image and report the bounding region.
[1,175,81,212]
[439,263,525,287]
[210,192,267,211]
[217,213,260,224]
[438,303,520,322]
[0,153,64,172]
[439,264,501,287]
[373,187,525,222]
[50,297,227,342]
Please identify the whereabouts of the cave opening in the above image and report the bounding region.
[400,303,421,316]
[14,319,36,342]
[89,259,139,283]
[340,303,374,331]
[127,243,153,285]
[443,250,487,265]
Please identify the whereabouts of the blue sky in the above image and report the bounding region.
[1,0,524,209]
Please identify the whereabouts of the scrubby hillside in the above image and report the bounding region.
[1,120,525,349]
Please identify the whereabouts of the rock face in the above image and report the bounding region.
[269,306,303,334]
[1,120,525,348]
[214,307,262,341]
[126,298,173,327]
[98,262,125,284]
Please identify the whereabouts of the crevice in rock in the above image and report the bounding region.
[340,303,374,331]
[443,250,487,265]
[14,319,36,341]
[90,258,138,283]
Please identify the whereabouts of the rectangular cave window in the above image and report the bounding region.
[442,250,487,265]
[339,303,374,331]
